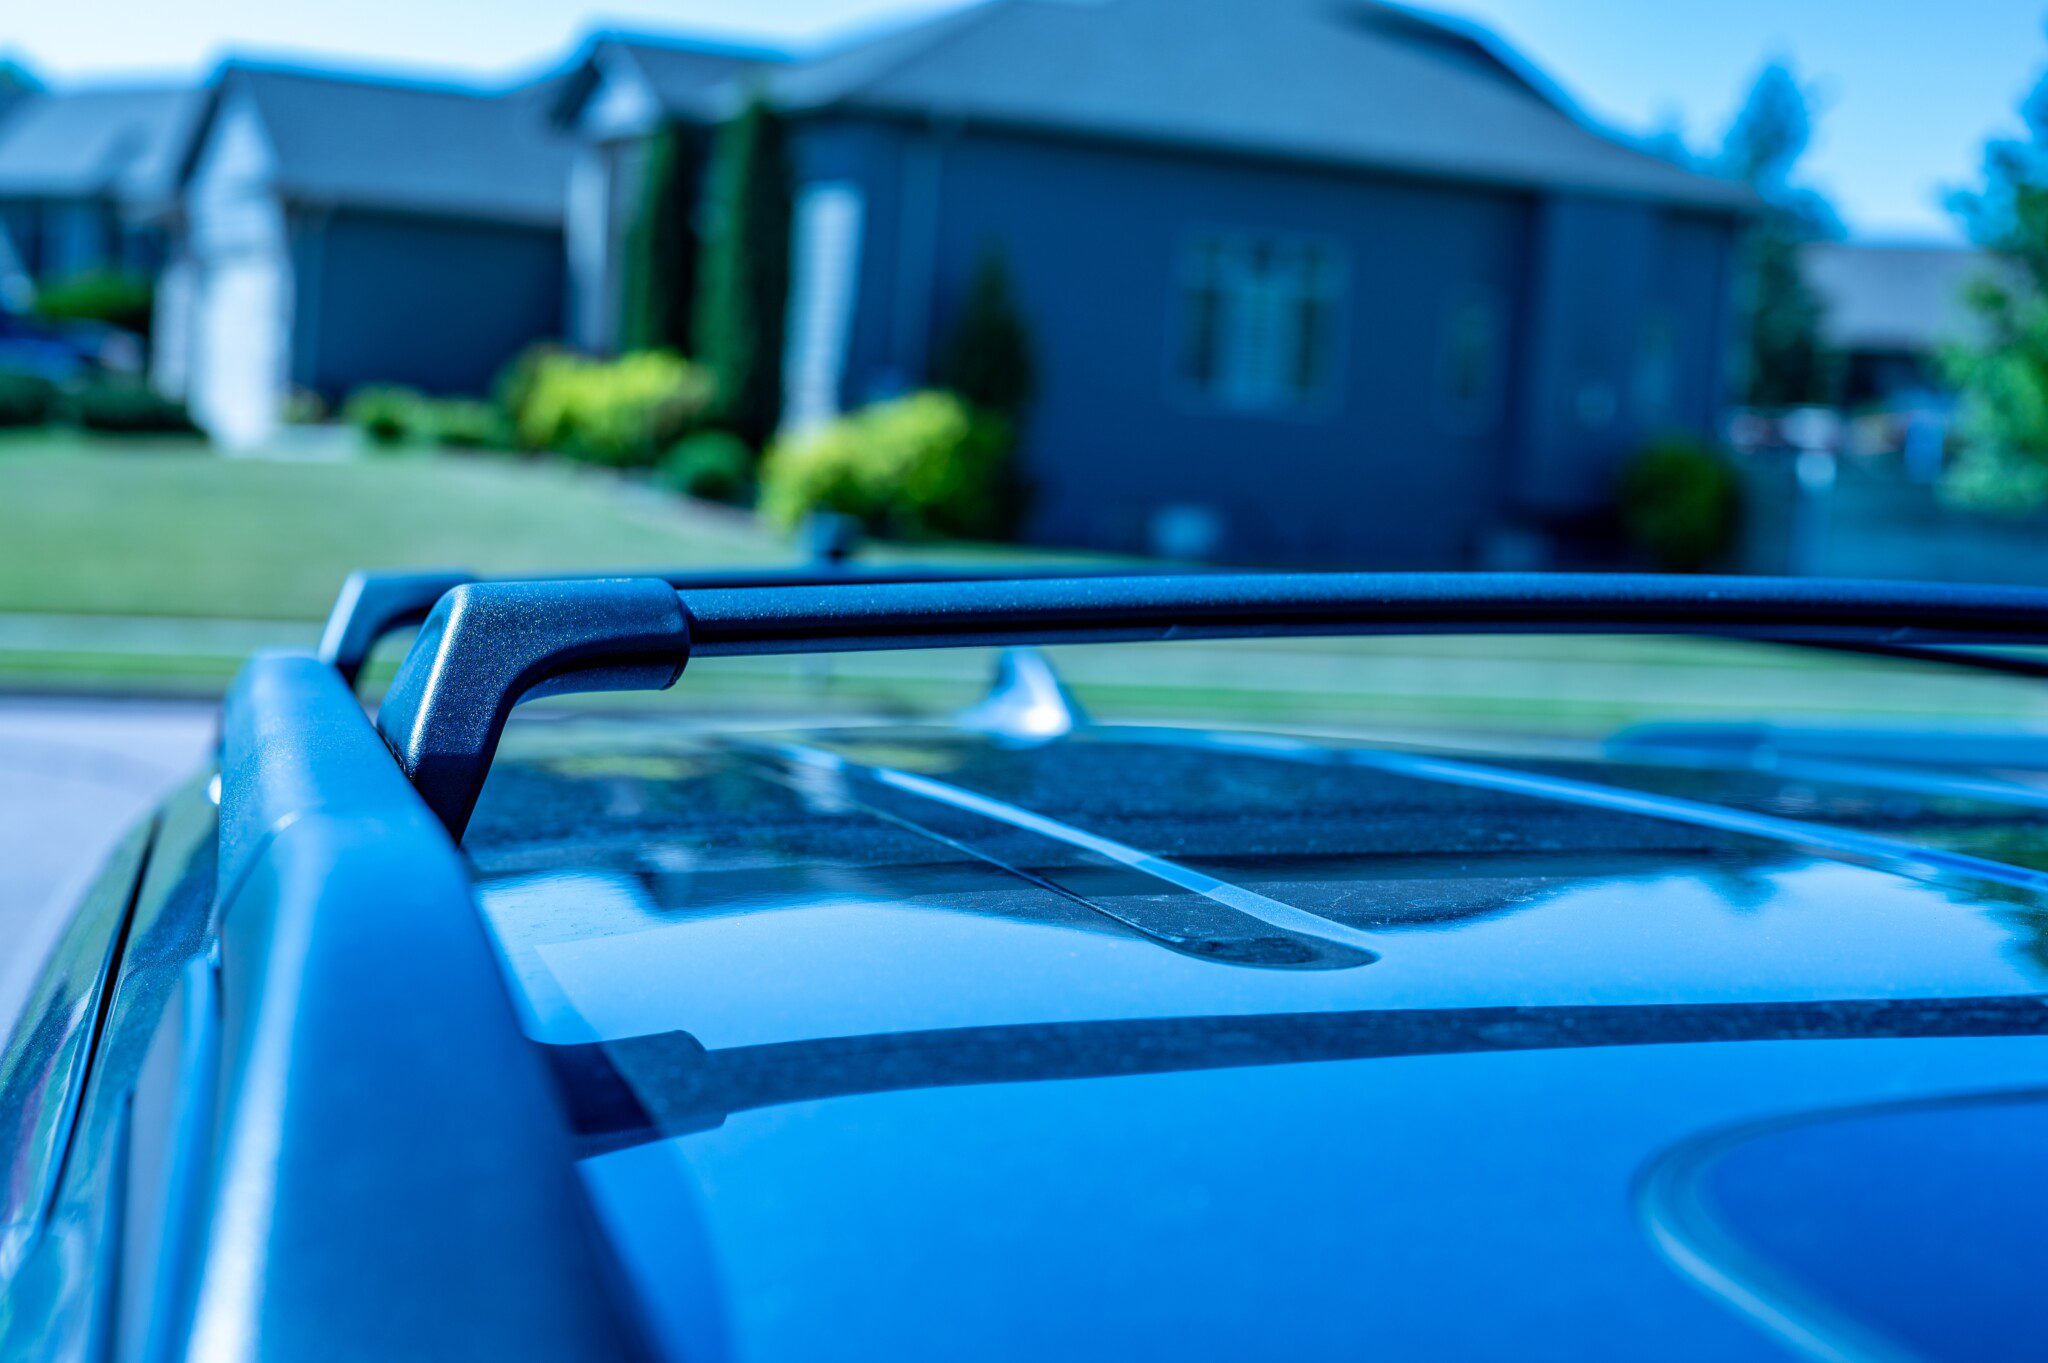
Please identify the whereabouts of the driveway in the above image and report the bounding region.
[0,697,216,1043]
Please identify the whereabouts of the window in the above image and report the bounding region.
[1176,232,1344,414]
[1436,292,1503,434]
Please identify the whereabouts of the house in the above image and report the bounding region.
[557,0,1754,566]
[547,33,785,353]
[1804,240,1993,408]
[152,62,572,446]
[0,83,206,304]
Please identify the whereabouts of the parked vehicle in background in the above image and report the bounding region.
[0,304,141,380]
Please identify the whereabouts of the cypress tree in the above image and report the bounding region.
[694,94,794,449]
[618,123,698,354]
[932,247,1036,420]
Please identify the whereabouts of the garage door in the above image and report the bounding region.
[192,253,289,450]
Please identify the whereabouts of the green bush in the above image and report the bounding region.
[657,430,755,504]
[759,391,1018,540]
[66,378,196,435]
[1618,436,1743,572]
[515,350,715,467]
[416,397,511,451]
[343,386,423,448]
[283,388,328,426]
[492,342,569,434]
[0,371,59,427]
[32,269,154,338]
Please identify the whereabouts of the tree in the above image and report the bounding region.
[931,248,1035,420]
[693,94,793,450]
[1944,60,2048,509]
[618,124,699,354]
[1717,62,1842,409]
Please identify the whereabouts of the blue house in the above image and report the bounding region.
[0,83,206,306]
[152,63,570,446]
[564,0,1753,566]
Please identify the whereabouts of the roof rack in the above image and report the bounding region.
[317,564,1164,687]
[366,572,2048,837]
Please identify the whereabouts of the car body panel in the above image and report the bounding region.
[458,716,2048,1361]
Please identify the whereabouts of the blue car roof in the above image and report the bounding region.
[459,715,2048,1361]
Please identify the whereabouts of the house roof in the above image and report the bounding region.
[213,62,572,226]
[767,0,1753,212]
[546,33,785,135]
[1804,241,1999,352]
[604,35,784,120]
[0,84,207,203]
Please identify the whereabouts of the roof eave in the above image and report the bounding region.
[802,98,1760,217]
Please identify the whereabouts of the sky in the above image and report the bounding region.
[7,0,2046,242]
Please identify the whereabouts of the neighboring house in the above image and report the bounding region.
[547,33,785,353]
[1804,241,1993,407]
[153,62,571,446]
[0,84,205,303]
[560,0,1754,566]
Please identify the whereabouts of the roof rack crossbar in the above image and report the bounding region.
[318,564,1159,687]
[373,572,2048,837]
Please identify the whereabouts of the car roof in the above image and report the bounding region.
[458,711,2048,1361]
[161,569,2048,1361]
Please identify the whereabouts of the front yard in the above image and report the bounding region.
[0,433,788,620]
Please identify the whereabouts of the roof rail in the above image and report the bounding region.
[317,563,1160,687]
[366,572,2048,837]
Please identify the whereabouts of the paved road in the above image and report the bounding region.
[0,697,216,1044]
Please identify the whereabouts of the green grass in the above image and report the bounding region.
[0,432,794,620]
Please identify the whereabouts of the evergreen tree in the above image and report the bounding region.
[1717,62,1842,408]
[932,248,1035,420]
[618,123,698,354]
[1943,54,2048,508]
[694,95,793,449]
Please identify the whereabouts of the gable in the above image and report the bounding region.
[576,50,664,141]
[187,89,285,257]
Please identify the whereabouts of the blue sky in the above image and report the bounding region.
[9,0,2045,241]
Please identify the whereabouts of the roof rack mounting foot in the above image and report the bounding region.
[319,568,477,687]
[375,579,691,837]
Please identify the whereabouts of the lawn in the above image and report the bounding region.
[0,432,792,620]
[6,431,2048,736]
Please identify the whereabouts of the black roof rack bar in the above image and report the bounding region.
[317,564,1163,687]
[373,572,2048,837]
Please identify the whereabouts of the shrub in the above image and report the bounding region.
[344,385,423,448]
[283,388,328,425]
[0,370,58,427]
[516,350,715,467]
[694,96,793,449]
[416,397,511,451]
[66,377,196,434]
[759,391,1018,540]
[620,124,700,354]
[657,430,755,504]
[1618,435,1743,572]
[492,341,569,435]
[932,248,1035,420]
[32,269,154,338]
